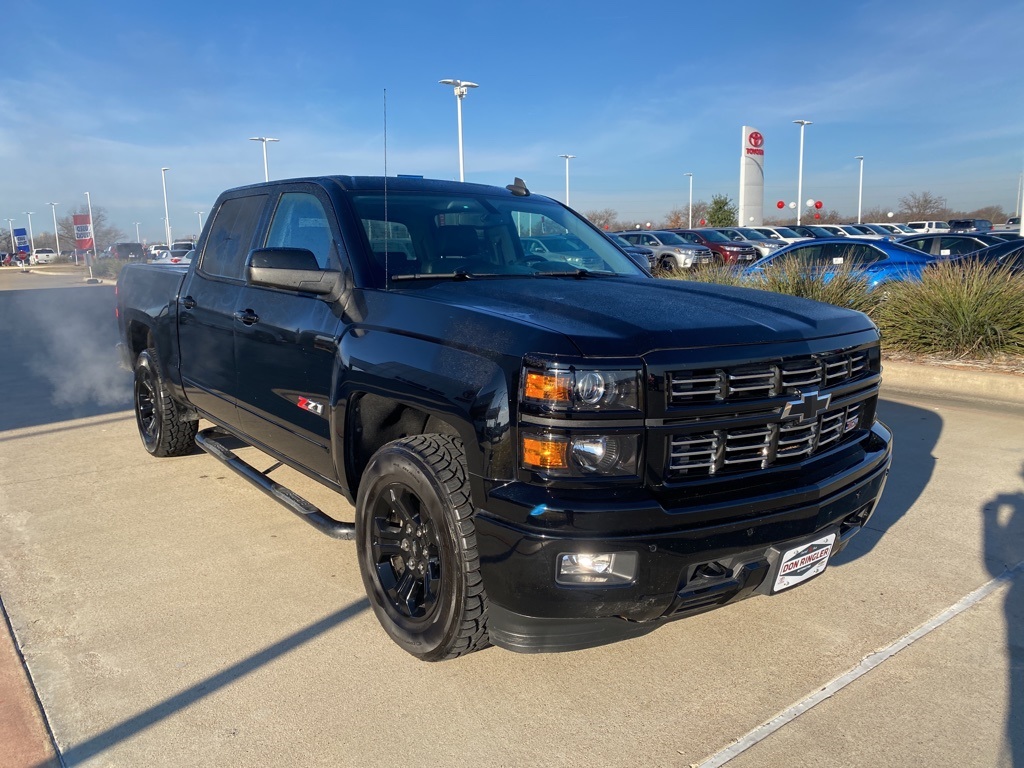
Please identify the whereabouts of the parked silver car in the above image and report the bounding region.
[614,230,714,271]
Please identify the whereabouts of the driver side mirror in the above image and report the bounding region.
[247,247,344,298]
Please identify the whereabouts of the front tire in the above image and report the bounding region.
[134,349,198,457]
[356,435,489,661]
[658,256,678,275]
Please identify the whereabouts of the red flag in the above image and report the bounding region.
[74,214,94,251]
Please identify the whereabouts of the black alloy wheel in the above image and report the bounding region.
[355,434,489,661]
[133,349,198,457]
[368,484,443,620]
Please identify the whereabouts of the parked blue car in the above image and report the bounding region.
[743,237,935,291]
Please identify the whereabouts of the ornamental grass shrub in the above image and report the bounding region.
[666,258,1024,360]
[91,258,125,279]
[874,260,1024,359]
[751,258,878,315]
[670,258,877,313]
[675,262,746,286]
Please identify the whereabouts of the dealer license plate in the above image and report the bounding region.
[772,533,836,593]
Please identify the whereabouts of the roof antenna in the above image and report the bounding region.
[383,88,389,290]
[506,177,530,197]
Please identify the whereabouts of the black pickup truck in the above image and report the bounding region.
[117,175,892,660]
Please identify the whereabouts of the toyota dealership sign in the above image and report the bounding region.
[738,125,765,226]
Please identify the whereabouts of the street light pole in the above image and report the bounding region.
[854,156,865,224]
[684,172,693,228]
[558,154,576,206]
[48,202,61,258]
[161,167,171,247]
[84,192,96,276]
[438,79,479,182]
[793,120,812,226]
[248,137,280,182]
[195,211,204,236]
[133,222,141,243]
[6,218,15,257]
[23,212,36,256]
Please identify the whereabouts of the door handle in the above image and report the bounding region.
[181,296,196,310]
[233,309,260,326]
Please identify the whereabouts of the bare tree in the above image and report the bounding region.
[860,206,895,223]
[815,209,844,224]
[964,204,1008,224]
[662,200,709,229]
[582,209,623,232]
[898,191,949,221]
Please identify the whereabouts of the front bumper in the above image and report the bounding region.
[475,421,891,653]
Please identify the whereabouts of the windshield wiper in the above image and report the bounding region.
[390,269,506,282]
[531,268,616,278]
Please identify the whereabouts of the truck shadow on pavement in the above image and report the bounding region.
[0,286,131,432]
[982,463,1024,767]
[41,598,369,768]
[830,398,941,567]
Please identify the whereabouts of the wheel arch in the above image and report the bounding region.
[334,332,514,506]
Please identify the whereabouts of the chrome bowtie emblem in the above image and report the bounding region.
[781,390,831,423]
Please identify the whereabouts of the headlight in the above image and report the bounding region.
[521,430,639,477]
[521,364,641,413]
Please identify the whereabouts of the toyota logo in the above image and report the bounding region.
[749,131,764,148]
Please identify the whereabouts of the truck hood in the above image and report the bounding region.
[408,276,873,357]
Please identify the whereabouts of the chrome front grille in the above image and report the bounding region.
[667,403,863,478]
[669,350,870,405]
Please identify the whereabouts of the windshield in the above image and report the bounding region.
[698,229,732,243]
[350,191,646,281]
[734,228,771,241]
[655,232,688,246]
[772,227,800,237]
[804,226,832,237]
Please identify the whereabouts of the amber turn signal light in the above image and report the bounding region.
[522,435,568,470]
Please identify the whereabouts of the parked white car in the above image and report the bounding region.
[907,220,951,233]
[751,226,810,244]
[870,222,916,235]
[816,224,885,240]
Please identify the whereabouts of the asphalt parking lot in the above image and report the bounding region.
[1,266,1023,767]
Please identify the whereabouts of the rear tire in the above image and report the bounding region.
[356,434,489,661]
[134,349,198,457]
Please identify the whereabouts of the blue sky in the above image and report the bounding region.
[2,0,1022,242]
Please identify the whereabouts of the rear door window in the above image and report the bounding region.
[199,195,267,280]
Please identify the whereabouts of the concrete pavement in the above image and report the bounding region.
[2,269,1023,767]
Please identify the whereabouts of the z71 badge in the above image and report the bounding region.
[297,397,324,416]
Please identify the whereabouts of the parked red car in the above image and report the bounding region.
[666,229,759,265]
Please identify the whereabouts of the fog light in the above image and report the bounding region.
[556,552,638,586]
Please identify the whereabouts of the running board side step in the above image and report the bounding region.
[195,427,355,540]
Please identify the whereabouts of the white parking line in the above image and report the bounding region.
[698,559,1024,767]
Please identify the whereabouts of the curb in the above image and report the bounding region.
[0,600,60,768]
[882,359,1024,406]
